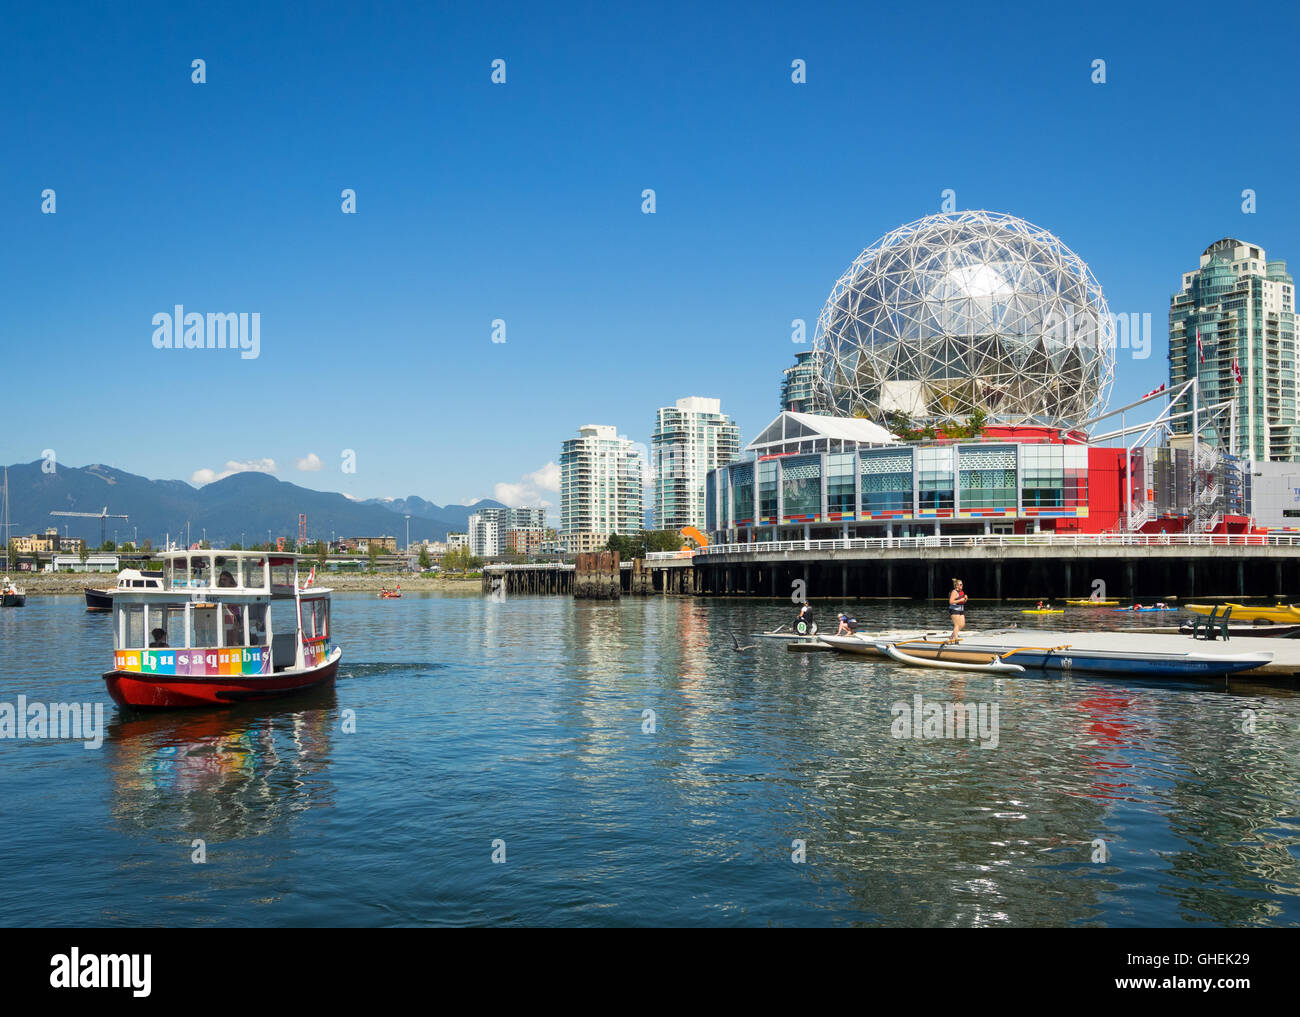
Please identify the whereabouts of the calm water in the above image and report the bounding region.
[2,593,1299,927]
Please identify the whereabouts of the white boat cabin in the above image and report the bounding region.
[111,550,332,674]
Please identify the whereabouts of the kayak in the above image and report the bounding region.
[1114,606,1176,613]
[1023,609,1064,615]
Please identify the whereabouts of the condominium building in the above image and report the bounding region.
[560,425,644,542]
[781,350,817,412]
[1169,238,1299,461]
[468,507,548,557]
[651,396,741,532]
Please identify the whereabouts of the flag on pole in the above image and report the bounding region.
[1141,382,1166,399]
[1233,358,1242,385]
[1196,327,1204,364]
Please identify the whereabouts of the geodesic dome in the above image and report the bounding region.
[810,210,1115,429]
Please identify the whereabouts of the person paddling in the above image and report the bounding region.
[948,579,967,643]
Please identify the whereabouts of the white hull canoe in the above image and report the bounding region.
[883,643,1025,673]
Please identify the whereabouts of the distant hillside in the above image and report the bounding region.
[0,461,482,547]
[358,495,506,532]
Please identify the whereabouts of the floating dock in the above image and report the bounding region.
[875,628,1300,680]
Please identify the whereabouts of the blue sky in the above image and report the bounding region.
[3,0,1298,512]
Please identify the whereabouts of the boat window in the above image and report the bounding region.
[191,605,219,648]
[221,601,245,646]
[242,557,266,590]
[303,598,329,639]
[247,603,269,645]
[120,604,145,649]
[145,603,186,648]
[189,557,212,587]
[270,561,295,588]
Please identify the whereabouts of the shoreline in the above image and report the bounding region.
[4,571,486,596]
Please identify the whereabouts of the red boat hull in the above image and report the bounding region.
[104,651,341,709]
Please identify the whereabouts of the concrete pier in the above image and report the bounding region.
[691,535,1300,601]
[574,552,621,599]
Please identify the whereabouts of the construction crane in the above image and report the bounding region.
[50,508,130,547]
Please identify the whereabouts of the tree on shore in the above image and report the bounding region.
[418,547,431,569]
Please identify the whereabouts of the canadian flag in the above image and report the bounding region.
[1142,382,1166,399]
[1233,358,1242,385]
[302,565,316,589]
[1196,327,1204,364]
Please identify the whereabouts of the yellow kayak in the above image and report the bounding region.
[1022,608,1065,615]
[1185,602,1300,623]
[1064,599,1119,606]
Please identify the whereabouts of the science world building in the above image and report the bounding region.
[705,212,1252,543]
[809,210,1115,428]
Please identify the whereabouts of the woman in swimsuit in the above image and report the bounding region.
[948,579,967,643]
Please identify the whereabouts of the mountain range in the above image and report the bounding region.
[0,461,505,547]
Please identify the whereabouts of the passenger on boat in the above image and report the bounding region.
[149,628,168,648]
[218,570,236,587]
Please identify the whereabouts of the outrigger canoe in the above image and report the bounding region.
[883,642,1025,673]
[1185,603,1300,624]
[821,635,1272,679]
[1064,599,1119,606]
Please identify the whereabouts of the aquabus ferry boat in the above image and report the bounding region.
[103,550,341,709]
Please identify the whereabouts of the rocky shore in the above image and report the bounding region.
[6,571,485,597]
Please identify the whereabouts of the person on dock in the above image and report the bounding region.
[836,613,858,636]
[794,602,815,635]
[948,579,967,643]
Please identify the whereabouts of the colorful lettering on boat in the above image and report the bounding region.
[113,646,270,676]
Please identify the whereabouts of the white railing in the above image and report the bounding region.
[483,562,576,572]
[1127,503,1151,531]
[695,532,1298,555]
[644,550,696,561]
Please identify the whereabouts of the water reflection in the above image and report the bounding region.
[106,688,337,843]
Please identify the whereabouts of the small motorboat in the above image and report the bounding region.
[1,576,26,608]
[379,585,402,599]
[103,550,340,709]
[85,568,165,611]
[1185,602,1300,624]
